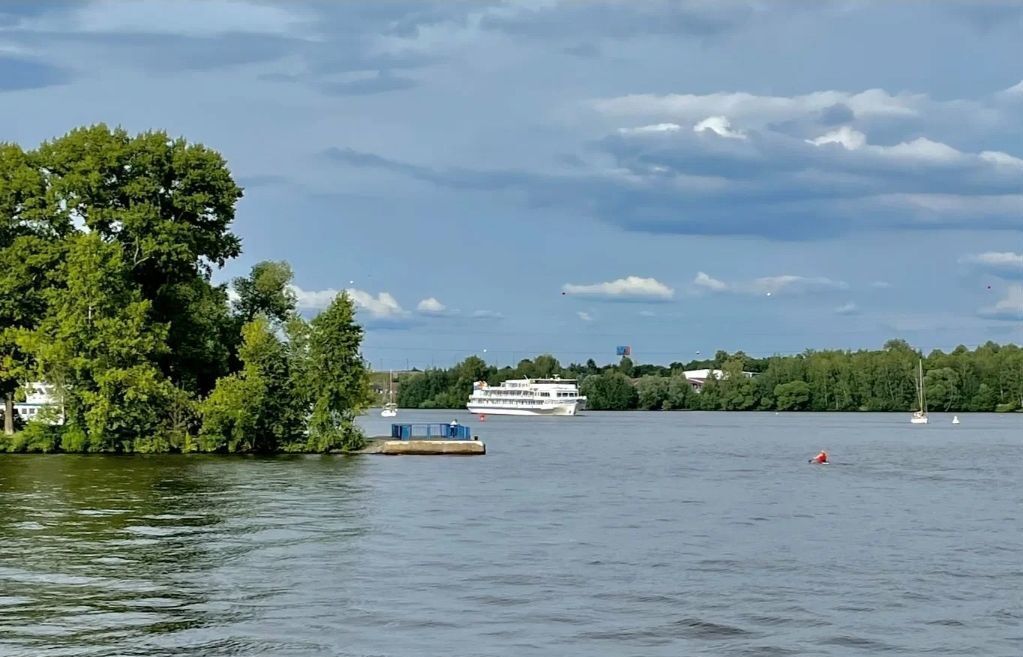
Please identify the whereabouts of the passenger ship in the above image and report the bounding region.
[467,377,587,416]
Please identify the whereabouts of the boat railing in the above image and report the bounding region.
[390,423,473,440]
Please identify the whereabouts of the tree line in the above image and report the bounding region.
[1,126,371,453]
[397,340,1023,412]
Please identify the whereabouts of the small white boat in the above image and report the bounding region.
[952,415,960,425]
[380,371,398,418]
[910,359,928,424]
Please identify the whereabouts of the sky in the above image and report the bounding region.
[2,0,1021,370]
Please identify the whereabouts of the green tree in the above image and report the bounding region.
[29,234,170,451]
[636,375,669,410]
[924,367,960,411]
[663,376,695,410]
[232,260,298,325]
[0,143,67,434]
[36,125,243,394]
[581,372,638,410]
[304,292,370,451]
[199,318,303,453]
[774,381,811,411]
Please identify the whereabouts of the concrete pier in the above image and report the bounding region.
[360,438,486,456]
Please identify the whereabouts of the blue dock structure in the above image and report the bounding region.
[390,422,474,440]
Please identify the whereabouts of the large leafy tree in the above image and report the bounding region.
[35,125,243,394]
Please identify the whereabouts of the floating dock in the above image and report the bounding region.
[360,423,486,456]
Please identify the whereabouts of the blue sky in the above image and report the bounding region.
[3,0,1021,369]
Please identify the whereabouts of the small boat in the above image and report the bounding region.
[952,415,960,425]
[380,371,398,418]
[910,359,928,424]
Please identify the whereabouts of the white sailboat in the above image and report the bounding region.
[380,371,398,418]
[911,359,928,424]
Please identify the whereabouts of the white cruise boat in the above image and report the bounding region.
[467,377,587,416]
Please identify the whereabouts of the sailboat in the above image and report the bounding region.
[380,371,398,418]
[910,359,928,424]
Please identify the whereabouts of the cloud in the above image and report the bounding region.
[834,302,859,316]
[692,272,849,296]
[416,297,447,315]
[871,281,893,289]
[978,285,1023,320]
[693,272,728,292]
[562,276,675,301]
[471,309,503,320]
[577,311,593,321]
[0,55,73,92]
[694,116,746,140]
[321,80,1023,241]
[291,285,413,327]
[960,251,1023,279]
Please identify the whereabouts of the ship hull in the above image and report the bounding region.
[467,402,579,416]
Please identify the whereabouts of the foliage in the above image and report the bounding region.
[0,126,374,453]
[393,342,1023,412]
[303,292,370,452]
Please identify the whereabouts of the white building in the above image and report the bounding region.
[13,382,64,425]
[683,369,755,392]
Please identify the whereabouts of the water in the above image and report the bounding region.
[1,411,1020,657]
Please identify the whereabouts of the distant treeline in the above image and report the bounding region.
[397,340,1023,412]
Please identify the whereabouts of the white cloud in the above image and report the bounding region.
[960,251,1023,278]
[692,272,848,296]
[834,302,859,315]
[693,116,746,139]
[347,289,408,319]
[291,285,411,324]
[807,130,970,164]
[595,88,922,126]
[577,311,593,321]
[693,271,728,292]
[979,150,1023,169]
[807,126,866,150]
[416,297,447,314]
[747,275,849,295]
[871,281,892,289]
[562,275,675,300]
[978,285,1023,320]
[618,123,682,135]
[471,309,504,320]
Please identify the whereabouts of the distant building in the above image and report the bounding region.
[683,369,754,392]
[13,382,64,425]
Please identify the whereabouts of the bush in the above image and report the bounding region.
[2,422,62,453]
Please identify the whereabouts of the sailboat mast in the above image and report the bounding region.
[920,359,926,412]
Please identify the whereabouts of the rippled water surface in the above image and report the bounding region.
[1,411,1021,656]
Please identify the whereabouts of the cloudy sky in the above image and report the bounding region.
[3,1,1021,369]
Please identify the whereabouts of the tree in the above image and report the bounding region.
[663,376,695,410]
[924,367,960,411]
[581,372,638,410]
[232,260,298,325]
[636,375,669,410]
[36,125,244,394]
[774,381,811,411]
[29,234,171,451]
[0,143,67,435]
[199,318,303,453]
[304,292,371,451]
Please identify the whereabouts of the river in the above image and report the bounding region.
[1,410,1020,656]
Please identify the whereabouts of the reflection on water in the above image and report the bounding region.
[1,411,1021,656]
[0,455,369,657]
